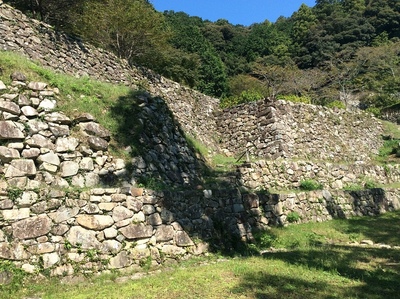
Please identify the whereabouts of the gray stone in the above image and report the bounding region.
[25,134,54,149]
[60,161,79,177]
[38,98,56,111]
[37,151,60,166]
[2,208,30,221]
[148,213,162,226]
[112,206,133,222]
[27,119,48,134]
[44,112,71,125]
[12,215,52,240]
[22,148,40,159]
[0,243,29,260]
[79,157,94,171]
[42,252,59,269]
[79,122,110,140]
[55,137,79,152]
[66,226,101,249]
[74,113,95,123]
[88,136,108,151]
[155,225,174,242]
[109,251,131,269]
[49,123,70,137]
[48,207,80,223]
[76,215,114,230]
[27,82,47,91]
[21,106,38,117]
[160,245,186,256]
[0,100,20,115]
[10,72,27,82]
[175,231,194,247]
[0,146,20,162]
[132,212,146,223]
[101,240,122,254]
[0,81,6,90]
[5,159,36,178]
[0,121,25,139]
[119,224,153,240]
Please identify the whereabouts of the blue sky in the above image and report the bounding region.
[151,0,316,26]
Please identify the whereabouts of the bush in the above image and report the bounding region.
[220,89,264,109]
[299,179,323,191]
[326,100,346,109]
[287,211,301,223]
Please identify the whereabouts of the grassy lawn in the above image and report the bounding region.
[3,210,399,299]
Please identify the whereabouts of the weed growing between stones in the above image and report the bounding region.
[299,179,323,191]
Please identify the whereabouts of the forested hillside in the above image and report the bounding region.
[5,0,400,113]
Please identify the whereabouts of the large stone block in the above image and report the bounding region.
[12,215,52,240]
[0,121,24,139]
[119,223,153,240]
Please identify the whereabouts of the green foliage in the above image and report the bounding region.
[299,179,323,191]
[220,89,264,108]
[364,179,378,189]
[0,260,27,295]
[286,211,301,223]
[326,100,346,109]
[6,187,23,202]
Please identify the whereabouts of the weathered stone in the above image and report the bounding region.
[0,81,7,90]
[21,148,40,159]
[55,137,79,152]
[38,98,56,111]
[132,212,146,223]
[44,112,71,125]
[130,187,144,197]
[27,119,48,134]
[85,172,100,187]
[12,215,52,240]
[0,121,24,139]
[119,224,153,240]
[37,151,60,166]
[2,208,30,221]
[0,146,20,162]
[10,72,27,82]
[123,198,141,214]
[0,100,20,115]
[5,159,36,178]
[74,113,95,123]
[112,206,133,222]
[21,106,38,117]
[25,134,54,149]
[51,224,69,236]
[80,157,94,171]
[160,245,186,256]
[60,161,79,177]
[155,225,174,242]
[148,213,162,226]
[42,252,59,269]
[48,123,70,137]
[142,205,155,215]
[109,251,131,269]
[175,231,194,247]
[66,226,101,249]
[28,81,47,91]
[79,122,110,140]
[48,207,80,223]
[0,243,30,260]
[87,136,108,151]
[27,242,55,254]
[101,240,122,254]
[76,215,114,231]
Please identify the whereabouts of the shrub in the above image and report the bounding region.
[326,100,346,109]
[299,179,323,191]
[277,95,311,104]
[286,211,301,223]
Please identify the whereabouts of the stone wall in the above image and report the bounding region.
[0,1,221,153]
[238,159,400,190]
[218,99,384,162]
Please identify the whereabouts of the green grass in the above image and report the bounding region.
[5,210,400,299]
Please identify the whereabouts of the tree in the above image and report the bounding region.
[76,0,170,65]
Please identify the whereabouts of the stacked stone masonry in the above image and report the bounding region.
[0,2,399,276]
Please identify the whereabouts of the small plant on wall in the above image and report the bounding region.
[299,179,323,191]
[287,211,301,223]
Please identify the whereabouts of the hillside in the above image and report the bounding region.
[0,0,399,282]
